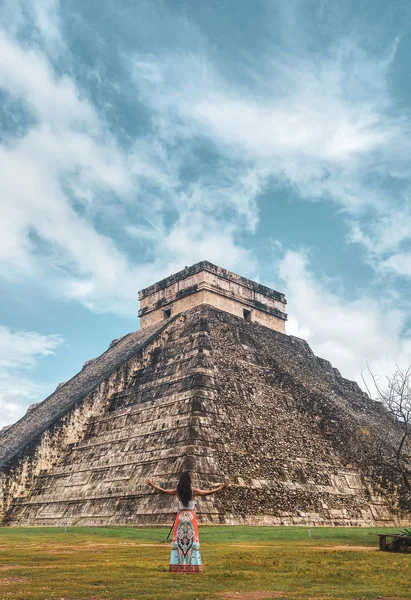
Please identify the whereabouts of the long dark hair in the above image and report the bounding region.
[177,471,193,507]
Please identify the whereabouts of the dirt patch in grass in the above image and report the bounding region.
[309,545,378,552]
[0,576,28,585]
[220,595,409,600]
[12,542,137,550]
[232,544,377,552]
[221,593,286,600]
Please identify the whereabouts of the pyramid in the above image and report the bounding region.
[0,261,409,527]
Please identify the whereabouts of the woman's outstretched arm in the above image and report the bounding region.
[146,479,177,495]
[194,479,231,496]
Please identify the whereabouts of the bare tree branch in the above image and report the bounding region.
[368,365,411,502]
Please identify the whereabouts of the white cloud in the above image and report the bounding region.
[131,40,407,207]
[381,253,411,278]
[161,216,255,277]
[0,0,64,52]
[32,0,64,51]
[4,0,405,325]
[0,27,173,315]
[0,11,260,316]
[278,250,411,388]
[130,27,411,280]
[0,326,62,370]
[348,203,411,281]
[0,326,63,427]
[192,79,388,165]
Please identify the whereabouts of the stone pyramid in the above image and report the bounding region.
[0,262,409,527]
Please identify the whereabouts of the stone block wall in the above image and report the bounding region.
[1,304,409,527]
[138,261,287,332]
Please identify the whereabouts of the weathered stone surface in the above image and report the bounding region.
[0,317,176,523]
[138,261,287,332]
[1,303,410,527]
[0,320,172,470]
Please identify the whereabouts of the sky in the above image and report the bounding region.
[1,0,411,428]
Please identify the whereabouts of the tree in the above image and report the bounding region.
[363,365,411,507]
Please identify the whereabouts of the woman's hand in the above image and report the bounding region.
[222,478,231,489]
[146,479,154,486]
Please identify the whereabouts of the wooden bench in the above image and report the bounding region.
[378,533,411,551]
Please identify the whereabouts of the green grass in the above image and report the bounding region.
[0,526,409,600]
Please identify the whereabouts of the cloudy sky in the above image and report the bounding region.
[1,0,411,427]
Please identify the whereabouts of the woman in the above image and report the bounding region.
[147,471,230,573]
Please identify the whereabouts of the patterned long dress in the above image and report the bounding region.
[169,500,203,573]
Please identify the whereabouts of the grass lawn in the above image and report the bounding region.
[0,526,409,600]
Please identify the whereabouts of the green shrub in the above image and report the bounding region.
[391,527,411,552]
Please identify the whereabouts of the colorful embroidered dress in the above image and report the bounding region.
[170,500,203,573]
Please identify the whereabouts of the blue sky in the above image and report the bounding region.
[1,0,411,427]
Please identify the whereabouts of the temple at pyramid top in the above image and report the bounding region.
[138,260,287,332]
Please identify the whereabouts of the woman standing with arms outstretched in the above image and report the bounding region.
[147,471,230,573]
